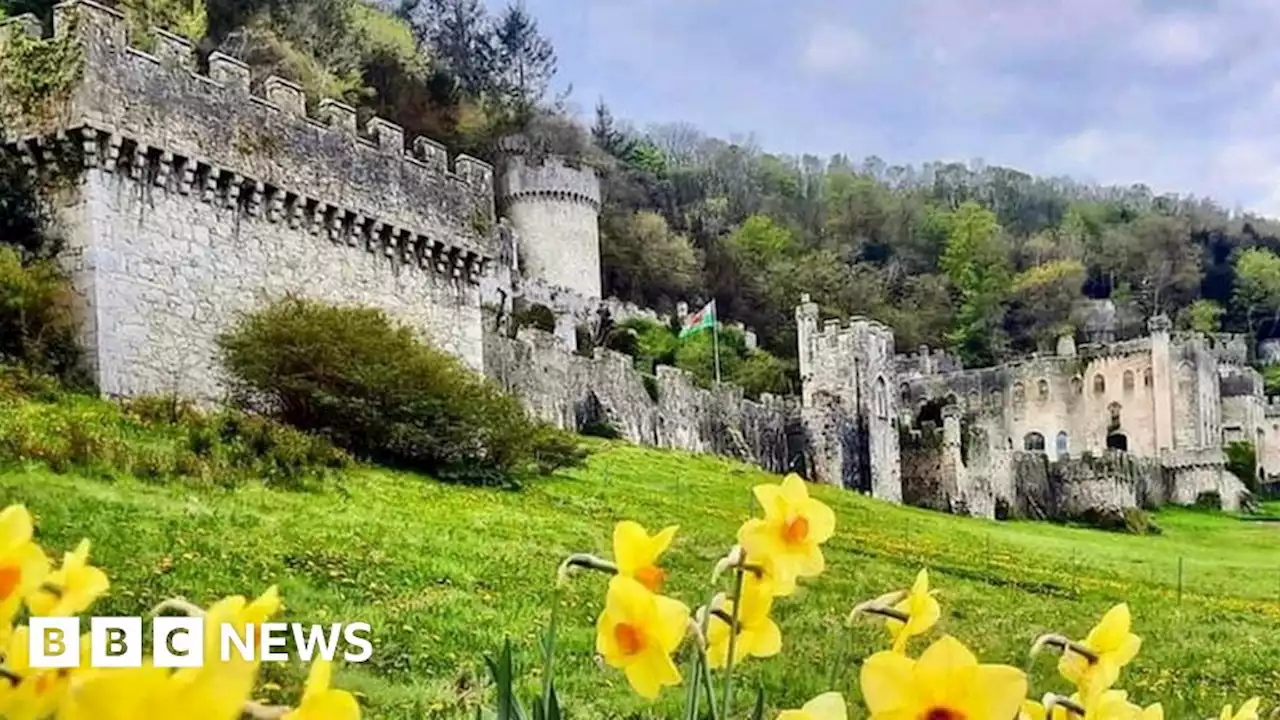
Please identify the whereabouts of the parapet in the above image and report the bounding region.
[497,155,601,211]
[894,345,964,377]
[4,1,496,260]
[1266,397,1280,418]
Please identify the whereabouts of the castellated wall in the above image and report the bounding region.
[4,2,497,398]
[483,329,798,472]
[498,156,602,300]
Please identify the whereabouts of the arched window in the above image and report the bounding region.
[1093,374,1106,394]
[946,393,958,408]
[1143,368,1152,388]
[1056,431,1069,456]
[1071,376,1083,395]
[967,390,980,409]
[874,376,888,419]
[1037,378,1050,400]
[989,391,1002,407]
[1013,382,1026,404]
[899,382,910,405]
[1123,370,1135,393]
[1108,402,1122,432]
[1023,432,1046,452]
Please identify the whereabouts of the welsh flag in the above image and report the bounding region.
[679,300,716,339]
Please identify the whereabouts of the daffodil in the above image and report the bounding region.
[282,659,361,720]
[0,506,50,643]
[777,691,847,720]
[613,521,677,593]
[595,575,689,700]
[707,580,781,668]
[1058,604,1141,697]
[1040,690,1150,720]
[1218,698,1261,720]
[885,568,940,653]
[25,540,108,617]
[56,664,174,720]
[0,625,83,720]
[738,474,835,592]
[1022,699,1048,720]
[859,634,1026,720]
[1140,703,1163,720]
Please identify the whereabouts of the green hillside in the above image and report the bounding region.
[2,441,1278,718]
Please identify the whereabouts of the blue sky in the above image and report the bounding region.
[501,0,1280,217]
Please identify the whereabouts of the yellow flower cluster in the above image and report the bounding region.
[572,474,1269,720]
[0,504,359,720]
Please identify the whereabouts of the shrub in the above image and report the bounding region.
[0,246,86,386]
[1225,440,1259,492]
[580,420,621,440]
[1194,491,1223,510]
[512,302,556,333]
[217,297,585,484]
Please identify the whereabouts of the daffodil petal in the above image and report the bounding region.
[653,593,691,653]
[801,497,837,543]
[859,650,915,715]
[801,691,848,720]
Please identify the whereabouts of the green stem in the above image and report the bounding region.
[687,586,720,720]
[540,587,560,719]
[721,554,747,717]
[699,646,719,720]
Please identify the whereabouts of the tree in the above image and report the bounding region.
[600,211,701,309]
[940,202,1012,365]
[403,0,494,97]
[591,99,633,160]
[491,1,555,117]
[1007,259,1086,351]
[1234,248,1280,335]
[1181,299,1225,333]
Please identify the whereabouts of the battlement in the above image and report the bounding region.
[813,315,894,347]
[497,155,601,210]
[1266,397,1280,417]
[895,345,964,377]
[2,1,496,267]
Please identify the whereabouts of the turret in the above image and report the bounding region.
[497,151,602,299]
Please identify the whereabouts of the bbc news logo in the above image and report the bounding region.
[29,617,373,669]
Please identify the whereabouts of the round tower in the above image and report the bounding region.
[497,154,603,299]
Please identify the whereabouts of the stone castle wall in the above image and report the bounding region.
[483,329,799,472]
[4,1,495,398]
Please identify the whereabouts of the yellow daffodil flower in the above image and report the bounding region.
[56,664,173,720]
[1021,699,1048,720]
[595,575,689,700]
[777,691,847,720]
[0,625,83,720]
[0,506,50,643]
[613,521,678,593]
[169,586,283,720]
[860,634,1026,720]
[707,580,782,668]
[1141,703,1163,720]
[1218,698,1261,720]
[885,569,940,653]
[282,659,361,720]
[738,474,835,592]
[1058,604,1141,697]
[25,540,108,617]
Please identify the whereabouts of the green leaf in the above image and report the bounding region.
[748,686,766,720]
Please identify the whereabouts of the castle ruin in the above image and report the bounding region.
[0,1,1264,519]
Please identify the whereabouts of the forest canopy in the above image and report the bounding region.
[7,0,1280,373]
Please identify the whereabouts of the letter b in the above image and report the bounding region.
[91,617,142,668]
[29,618,80,669]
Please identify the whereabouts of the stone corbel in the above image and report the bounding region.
[155,151,173,188]
[106,135,122,173]
[369,221,385,254]
[80,131,100,169]
[201,164,218,203]
[247,181,265,217]
[327,208,342,243]
[347,215,365,247]
[432,241,447,274]
[225,173,243,210]
[178,158,196,195]
[288,199,303,229]
[452,249,465,279]
[268,189,285,223]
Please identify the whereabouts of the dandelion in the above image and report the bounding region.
[282,658,362,720]
[706,579,782,668]
[25,539,107,618]
[595,575,690,700]
[738,474,835,591]
[859,634,1026,720]
[777,691,847,720]
[613,521,678,593]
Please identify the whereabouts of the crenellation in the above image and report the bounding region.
[317,99,357,135]
[1,13,43,42]
[412,136,448,172]
[207,52,250,94]
[263,77,305,117]
[366,117,404,154]
[150,27,193,70]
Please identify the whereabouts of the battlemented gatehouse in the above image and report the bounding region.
[1,1,1267,520]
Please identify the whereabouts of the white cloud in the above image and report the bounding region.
[800,25,871,74]
[1133,14,1217,67]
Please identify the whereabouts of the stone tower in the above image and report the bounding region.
[497,154,603,299]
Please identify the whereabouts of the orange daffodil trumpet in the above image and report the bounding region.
[737,474,836,595]
[614,521,678,593]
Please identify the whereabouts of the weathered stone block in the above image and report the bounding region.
[263,76,305,116]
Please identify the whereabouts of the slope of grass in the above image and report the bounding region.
[2,442,1279,718]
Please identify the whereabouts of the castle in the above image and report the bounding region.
[0,1,1263,520]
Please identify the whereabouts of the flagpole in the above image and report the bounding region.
[711,299,722,385]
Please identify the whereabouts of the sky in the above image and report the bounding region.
[498,0,1280,217]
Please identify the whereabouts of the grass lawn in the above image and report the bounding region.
[2,442,1279,718]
